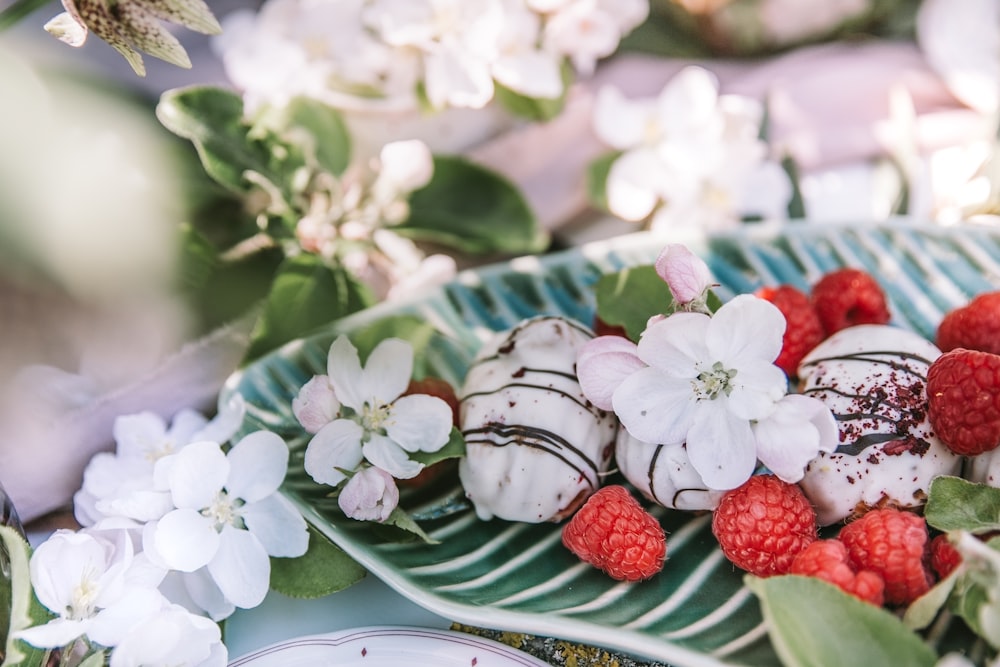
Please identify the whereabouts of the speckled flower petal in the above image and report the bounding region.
[132,0,221,35]
[62,0,147,75]
[117,1,192,69]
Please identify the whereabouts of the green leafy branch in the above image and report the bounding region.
[157,86,547,361]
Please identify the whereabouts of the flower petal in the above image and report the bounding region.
[112,412,167,459]
[152,510,219,573]
[303,419,365,486]
[492,50,563,99]
[292,375,341,434]
[613,367,695,445]
[225,431,288,503]
[361,338,413,405]
[362,434,424,479]
[377,140,434,195]
[576,335,645,411]
[207,526,270,609]
[327,336,365,411]
[685,405,758,490]
[593,85,653,149]
[423,47,494,109]
[167,442,229,510]
[241,494,309,558]
[191,394,246,444]
[726,358,788,420]
[606,148,665,221]
[385,394,452,453]
[754,394,839,483]
[15,618,91,648]
[636,312,709,375]
[707,294,785,366]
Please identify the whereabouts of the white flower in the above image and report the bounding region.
[109,603,227,667]
[293,375,341,434]
[371,139,434,209]
[303,336,454,486]
[917,0,999,115]
[492,2,563,99]
[147,432,308,609]
[594,67,792,230]
[752,393,839,483]
[15,529,164,649]
[655,243,716,308]
[542,0,643,75]
[339,466,400,521]
[757,0,871,46]
[612,294,788,489]
[74,398,245,527]
[366,0,505,109]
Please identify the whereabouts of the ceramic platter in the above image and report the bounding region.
[228,626,550,666]
[223,221,1000,667]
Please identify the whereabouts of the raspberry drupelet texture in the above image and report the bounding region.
[937,292,1000,355]
[562,485,666,581]
[789,539,886,606]
[927,348,1000,456]
[838,508,933,606]
[711,475,818,577]
[810,268,891,336]
[755,285,826,378]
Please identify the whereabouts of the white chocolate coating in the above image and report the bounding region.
[458,317,617,522]
[968,450,1000,487]
[796,324,962,526]
[616,430,723,512]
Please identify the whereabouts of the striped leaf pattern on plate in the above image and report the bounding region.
[224,221,1000,667]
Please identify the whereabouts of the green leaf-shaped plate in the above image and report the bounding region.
[223,220,998,666]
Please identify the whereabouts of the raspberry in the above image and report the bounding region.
[755,285,825,377]
[711,475,818,577]
[937,292,1000,355]
[593,315,629,339]
[562,485,666,581]
[926,349,1000,456]
[838,508,932,606]
[789,539,885,606]
[930,533,962,579]
[810,268,891,336]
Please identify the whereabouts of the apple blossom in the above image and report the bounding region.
[303,336,453,487]
[147,432,308,609]
[655,243,716,309]
[109,603,227,667]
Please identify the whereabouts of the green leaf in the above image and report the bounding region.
[746,574,937,667]
[77,651,109,667]
[158,86,282,195]
[399,156,548,255]
[254,97,352,176]
[493,61,573,122]
[595,265,675,341]
[269,525,366,598]
[246,254,375,361]
[904,567,960,630]
[380,506,437,544]
[2,526,54,667]
[586,151,622,212]
[925,476,1000,534]
[410,427,465,468]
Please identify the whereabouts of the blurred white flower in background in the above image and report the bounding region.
[593,66,791,231]
[756,0,871,46]
[917,0,999,116]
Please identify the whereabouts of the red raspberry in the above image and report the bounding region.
[930,533,962,579]
[937,292,1000,355]
[755,285,825,377]
[926,349,1000,456]
[838,508,932,606]
[562,485,666,581]
[593,315,629,339]
[789,539,885,606]
[810,268,891,336]
[711,475,818,577]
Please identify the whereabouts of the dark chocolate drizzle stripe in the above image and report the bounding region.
[460,381,606,419]
[799,350,933,380]
[645,443,714,508]
[462,423,600,483]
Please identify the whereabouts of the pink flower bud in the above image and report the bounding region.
[338,467,399,522]
[655,244,714,305]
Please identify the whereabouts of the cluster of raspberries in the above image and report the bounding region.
[562,269,1000,614]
